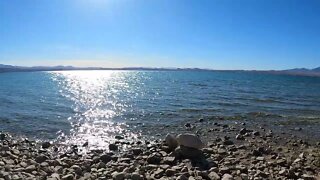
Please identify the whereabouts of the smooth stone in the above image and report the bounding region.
[51,173,60,179]
[176,134,204,149]
[208,171,220,180]
[112,172,126,180]
[61,174,74,180]
[256,157,265,161]
[11,149,20,155]
[25,165,36,173]
[165,134,178,150]
[222,174,233,180]
[12,175,20,180]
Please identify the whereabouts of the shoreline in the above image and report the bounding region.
[1,118,319,180]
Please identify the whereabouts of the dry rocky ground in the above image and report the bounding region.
[0,118,319,180]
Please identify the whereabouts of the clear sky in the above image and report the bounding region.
[0,0,319,70]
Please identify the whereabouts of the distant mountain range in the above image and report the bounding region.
[0,64,320,77]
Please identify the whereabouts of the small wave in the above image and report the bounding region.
[178,108,222,113]
[253,98,281,103]
[188,83,208,87]
[179,108,202,112]
[246,111,284,118]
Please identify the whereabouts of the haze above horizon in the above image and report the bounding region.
[1,0,320,70]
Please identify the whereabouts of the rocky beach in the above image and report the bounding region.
[1,116,319,180]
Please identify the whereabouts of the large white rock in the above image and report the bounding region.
[176,133,205,149]
[165,134,178,149]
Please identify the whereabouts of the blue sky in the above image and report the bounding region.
[0,0,319,70]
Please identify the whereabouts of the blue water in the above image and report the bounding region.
[0,71,320,147]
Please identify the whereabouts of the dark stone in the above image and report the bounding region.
[174,145,204,160]
[276,159,287,166]
[223,140,234,145]
[42,142,51,149]
[236,134,244,140]
[82,142,88,147]
[100,154,112,163]
[185,123,191,128]
[109,144,118,151]
[252,149,262,156]
[252,131,260,136]
[35,155,48,163]
[152,169,165,179]
[0,133,6,140]
[115,135,124,140]
[147,154,161,164]
[239,128,247,135]
[131,148,143,156]
[165,169,176,176]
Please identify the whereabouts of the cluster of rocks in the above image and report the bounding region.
[1,120,320,180]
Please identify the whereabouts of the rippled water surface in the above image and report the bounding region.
[0,70,320,148]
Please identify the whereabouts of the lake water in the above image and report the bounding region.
[0,70,320,148]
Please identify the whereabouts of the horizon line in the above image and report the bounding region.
[1,63,319,72]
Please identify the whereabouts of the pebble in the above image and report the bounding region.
[165,134,178,149]
[131,173,142,180]
[177,133,205,149]
[109,143,118,151]
[25,165,36,173]
[100,154,112,163]
[112,172,126,180]
[115,135,124,140]
[177,174,189,180]
[42,142,51,149]
[35,155,48,163]
[0,123,318,180]
[222,173,233,180]
[61,174,74,180]
[208,171,220,179]
[256,156,265,161]
[147,154,161,164]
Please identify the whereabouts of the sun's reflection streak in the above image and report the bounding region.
[50,70,142,153]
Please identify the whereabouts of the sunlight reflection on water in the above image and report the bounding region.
[50,70,142,152]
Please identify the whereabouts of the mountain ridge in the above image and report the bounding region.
[0,64,319,77]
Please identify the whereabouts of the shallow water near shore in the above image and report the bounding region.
[0,70,320,149]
